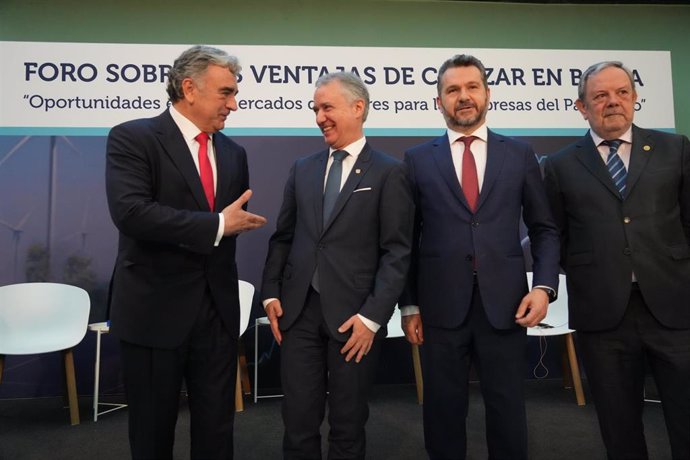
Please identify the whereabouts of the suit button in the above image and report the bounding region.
[471,222,479,228]
[623,247,631,255]
[623,217,631,224]
[465,255,474,262]
[318,244,325,250]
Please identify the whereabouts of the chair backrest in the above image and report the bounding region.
[238,280,255,337]
[386,305,405,338]
[526,273,573,336]
[0,282,90,354]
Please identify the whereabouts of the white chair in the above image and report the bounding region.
[235,280,254,412]
[0,282,90,425]
[526,273,585,406]
[387,307,424,404]
[253,316,283,403]
[88,321,127,421]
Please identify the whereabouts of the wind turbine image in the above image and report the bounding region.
[0,210,33,282]
[62,196,91,253]
[0,136,34,282]
[45,136,84,275]
[0,136,31,169]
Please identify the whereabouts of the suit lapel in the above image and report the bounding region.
[213,135,232,212]
[573,133,622,200]
[431,135,471,211]
[627,125,653,196]
[322,144,372,233]
[155,111,211,211]
[476,130,506,211]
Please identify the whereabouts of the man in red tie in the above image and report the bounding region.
[401,54,560,460]
[106,45,266,459]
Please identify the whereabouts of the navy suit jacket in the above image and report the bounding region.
[261,144,414,341]
[402,130,560,330]
[105,110,248,348]
[544,125,690,331]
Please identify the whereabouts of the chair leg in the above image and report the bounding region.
[235,356,244,412]
[564,333,586,406]
[63,349,80,425]
[238,341,251,395]
[561,345,573,389]
[411,344,423,405]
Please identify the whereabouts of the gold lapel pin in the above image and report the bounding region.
[643,145,651,151]
[355,168,361,174]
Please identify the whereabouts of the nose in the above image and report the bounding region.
[457,88,469,101]
[607,92,621,107]
[227,95,238,112]
[315,109,325,124]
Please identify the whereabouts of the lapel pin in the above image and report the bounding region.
[643,145,651,151]
[355,168,361,174]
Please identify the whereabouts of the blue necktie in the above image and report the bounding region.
[604,140,627,197]
[312,150,348,292]
[323,150,348,222]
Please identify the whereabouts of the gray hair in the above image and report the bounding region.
[578,61,636,101]
[166,45,241,103]
[315,71,371,121]
[437,54,488,95]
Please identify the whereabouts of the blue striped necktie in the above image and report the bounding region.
[603,140,627,197]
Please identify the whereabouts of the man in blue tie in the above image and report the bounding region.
[261,72,414,459]
[544,61,690,460]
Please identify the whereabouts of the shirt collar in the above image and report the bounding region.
[169,105,212,143]
[329,136,366,159]
[589,126,633,147]
[447,123,488,145]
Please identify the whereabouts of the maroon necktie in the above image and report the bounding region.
[195,132,215,211]
[460,136,479,212]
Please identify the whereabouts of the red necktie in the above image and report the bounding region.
[195,132,215,211]
[460,136,479,212]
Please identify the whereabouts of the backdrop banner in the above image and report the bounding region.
[0,42,675,135]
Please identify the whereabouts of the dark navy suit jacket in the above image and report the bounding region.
[402,129,560,330]
[261,144,414,341]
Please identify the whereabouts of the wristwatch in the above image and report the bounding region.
[534,286,557,302]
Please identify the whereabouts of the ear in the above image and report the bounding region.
[435,96,442,112]
[575,99,588,120]
[353,99,365,119]
[181,77,196,102]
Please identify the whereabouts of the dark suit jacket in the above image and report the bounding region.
[402,130,560,330]
[106,110,247,348]
[261,144,414,341]
[544,125,690,331]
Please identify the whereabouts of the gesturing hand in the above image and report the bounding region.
[221,189,267,236]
